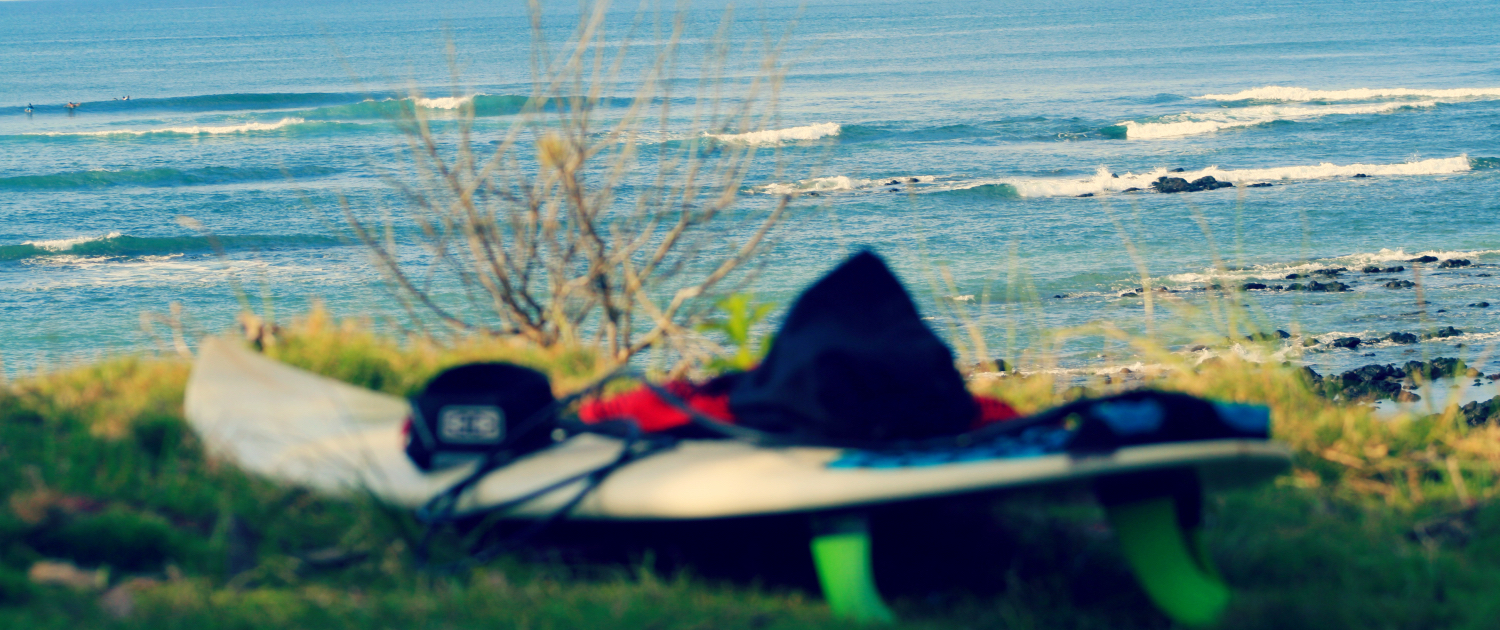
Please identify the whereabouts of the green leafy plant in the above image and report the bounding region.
[698,293,776,372]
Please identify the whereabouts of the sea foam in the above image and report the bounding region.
[757,174,935,195]
[23,232,124,252]
[413,95,475,109]
[993,156,1470,198]
[1157,246,1500,287]
[25,117,309,138]
[708,122,841,144]
[1117,101,1433,139]
[1197,86,1500,102]
[761,156,1475,200]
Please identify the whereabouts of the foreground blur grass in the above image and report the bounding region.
[3,309,1500,629]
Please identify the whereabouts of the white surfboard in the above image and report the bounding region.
[184,337,1291,520]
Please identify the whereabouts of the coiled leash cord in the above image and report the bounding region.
[412,367,677,572]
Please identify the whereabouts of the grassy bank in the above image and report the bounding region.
[3,310,1500,629]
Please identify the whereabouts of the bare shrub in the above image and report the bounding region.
[344,0,812,367]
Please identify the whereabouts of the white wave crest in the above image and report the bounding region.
[414,95,475,109]
[26,118,306,137]
[1020,156,1469,198]
[709,122,840,144]
[758,174,934,195]
[1158,247,1500,286]
[22,232,123,252]
[1119,101,1433,139]
[1196,86,1500,102]
[760,156,1471,200]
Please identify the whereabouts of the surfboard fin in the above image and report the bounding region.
[810,513,896,624]
[1099,472,1230,627]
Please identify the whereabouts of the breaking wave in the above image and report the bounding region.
[0,232,343,262]
[708,122,841,144]
[294,94,632,120]
[1196,86,1500,103]
[756,174,935,194]
[1158,247,1500,287]
[19,117,322,138]
[1110,101,1434,139]
[0,165,338,190]
[756,156,1482,199]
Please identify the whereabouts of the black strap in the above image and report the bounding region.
[415,419,677,572]
[644,381,1077,451]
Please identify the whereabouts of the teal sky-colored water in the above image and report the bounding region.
[2,0,1499,377]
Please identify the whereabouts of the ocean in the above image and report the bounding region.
[2,0,1498,380]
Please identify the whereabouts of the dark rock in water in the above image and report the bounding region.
[1170,167,1186,172]
[1297,366,1322,384]
[1361,265,1382,273]
[1405,357,1468,380]
[887,188,900,192]
[1188,344,1209,352]
[1305,280,1349,292]
[1248,330,1290,342]
[1287,282,1306,290]
[1331,337,1361,349]
[1112,173,1119,178]
[1387,331,1419,344]
[1383,266,1405,273]
[1242,282,1268,290]
[1302,337,1318,347]
[1384,280,1416,289]
[1459,396,1500,426]
[808,191,819,196]
[1153,175,1233,193]
[1120,292,1139,298]
[1423,326,1462,340]
[1285,273,1304,279]
[886,180,900,185]
[1436,309,1446,313]
[1438,258,1471,268]
[1247,182,1273,188]
[1273,285,1285,290]
[1077,193,1095,197]
[1407,255,1439,263]
[1053,294,1066,298]
[1312,267,1346,276]
[1469,302,1490,308]
[1344,363,1399,383]
[1152,176,1191,193]
[1189,176,1234,190]
[907,177,920,183]
[1353,173,1369,178]
[1122,187,1141,192]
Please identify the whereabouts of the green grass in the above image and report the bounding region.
[3,309,1500,628]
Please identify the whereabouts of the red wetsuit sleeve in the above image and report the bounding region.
[578,382,734,432]
[971,395,1021,429]
[581,384,1018,434]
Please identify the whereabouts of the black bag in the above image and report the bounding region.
[404,363,557,470]
[728,251,978,441]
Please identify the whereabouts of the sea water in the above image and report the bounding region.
[2,0,1498,379]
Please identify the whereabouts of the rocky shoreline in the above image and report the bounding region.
[1300,357,1500,425]
[1105,254,1480,298]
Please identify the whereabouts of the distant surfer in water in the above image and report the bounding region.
[24,104,33,113]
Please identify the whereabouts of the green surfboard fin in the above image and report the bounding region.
[810,513,896,624]
[1105,496,1230,626]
